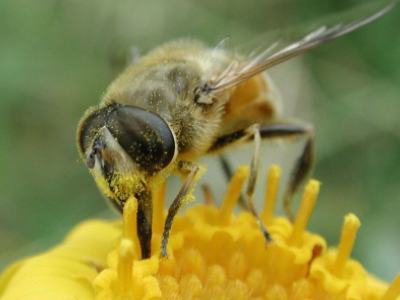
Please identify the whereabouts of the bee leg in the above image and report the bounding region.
[209,122,314,222]
[283,128,314,222]
[135,190,153,259]
[258,123,315,221]
[210,124,273,242]
[160,164,199,258]
[201,184,216,206]
[246,124,272,242]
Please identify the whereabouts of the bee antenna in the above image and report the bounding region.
[63,157,85,179]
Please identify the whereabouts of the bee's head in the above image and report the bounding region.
[77,104,176,208]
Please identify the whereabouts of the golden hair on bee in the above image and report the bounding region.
[76,3,396,259]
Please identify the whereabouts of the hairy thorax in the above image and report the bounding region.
[103,58,226,161]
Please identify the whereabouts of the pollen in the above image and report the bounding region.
[1,165,400,300]
[91,165,400,300]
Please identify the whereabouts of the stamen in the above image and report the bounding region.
[117,238,134,297]
[123,197,140,259]
[261,165,281,224]
[289,180,320,246]
[219,165,249,226]
[333,214,361,276]
[381,272,400,300]
[153,180,166,234]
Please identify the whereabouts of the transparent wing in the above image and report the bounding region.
[205,2,396,95]
[186,1,398,211]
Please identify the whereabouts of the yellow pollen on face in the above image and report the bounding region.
[152,181,167,235]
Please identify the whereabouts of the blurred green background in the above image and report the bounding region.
[0,0,399,282]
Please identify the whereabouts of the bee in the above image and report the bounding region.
[77,4,394,259]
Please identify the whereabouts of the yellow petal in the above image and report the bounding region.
[1,166,399,300]
[0,220,120,300]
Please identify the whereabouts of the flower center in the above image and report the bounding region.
[93,165,400,300]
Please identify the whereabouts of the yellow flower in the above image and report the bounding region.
[1,165,399,300]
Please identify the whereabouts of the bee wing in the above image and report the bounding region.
[206,2,396,94]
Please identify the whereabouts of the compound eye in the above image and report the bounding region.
[107,106,176,174]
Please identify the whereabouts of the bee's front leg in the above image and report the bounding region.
[160,162,199,258]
